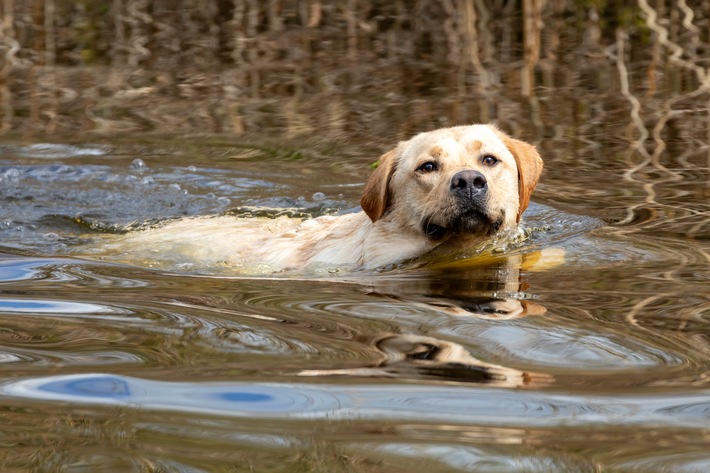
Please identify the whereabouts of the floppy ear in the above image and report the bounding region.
[496,130,543,222]
[360,145,400,222]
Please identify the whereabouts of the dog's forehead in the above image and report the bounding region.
[406,125,509,157]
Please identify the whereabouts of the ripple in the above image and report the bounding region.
[0,259,48,282]
[657,400,710,416]
[462,324,686,370]
[0,163,113,182]
[0,298,129,317]
[0,162,284,255]
[196,318,321,356]
[238,291,433,322]
[153,297,332,356]
[615,452,710,473]
[1,374,343,417]
[21,143,108,159]
[0,352,26,363]
[0,349,143,366]
[0,260,164,292]
[3,374,710,429]
[368,443,577,473]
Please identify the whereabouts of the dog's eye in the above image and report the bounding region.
[482,155,498,166]
[417,162,438,173]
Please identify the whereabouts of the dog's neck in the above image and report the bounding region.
[360,217,435,268]
[292,211,434,269]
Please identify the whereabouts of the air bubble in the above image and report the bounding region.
[169,183,181,191]
[187,166,197,172]
[130,159,147,172]
[312,192,326,201]
[216,197,231,205]
[3,168,20,180]
[43,233,59,240]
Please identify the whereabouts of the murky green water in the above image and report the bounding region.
[1,2,710,472]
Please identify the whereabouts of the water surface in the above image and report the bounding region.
[1,2,709,472]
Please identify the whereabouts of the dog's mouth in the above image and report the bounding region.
[423,209,503,241]
[424,222,449,240]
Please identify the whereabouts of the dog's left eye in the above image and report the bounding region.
[482,155,499,166]
[417,162,438,173]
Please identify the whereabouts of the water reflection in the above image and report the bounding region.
[0,298,125,316]
[4,372,710,430]
[0,247,703,383]
[413,297,547,321]
[0,253,707,468]
[298,333,552,388]
[0,258,56,282]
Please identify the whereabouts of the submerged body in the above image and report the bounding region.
[101,211,489,271]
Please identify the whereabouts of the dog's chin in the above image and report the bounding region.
[423,209,502,242]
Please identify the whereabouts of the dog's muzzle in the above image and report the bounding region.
[423,170,501,241]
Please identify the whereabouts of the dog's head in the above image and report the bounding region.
[361,125,543,242]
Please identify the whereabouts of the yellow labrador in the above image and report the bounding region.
[97,124,543,270]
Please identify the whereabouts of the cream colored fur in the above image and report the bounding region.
[98,124,543,271]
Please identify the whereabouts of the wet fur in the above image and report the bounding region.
[110,124,543,270]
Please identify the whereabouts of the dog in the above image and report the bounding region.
[96,124,543,271]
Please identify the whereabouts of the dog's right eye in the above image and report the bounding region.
[417,162,438,173]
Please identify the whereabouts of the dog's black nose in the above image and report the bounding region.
[450,170,487,194]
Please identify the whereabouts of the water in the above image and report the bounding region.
[1,2,710,472]
[0,138,707,472]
